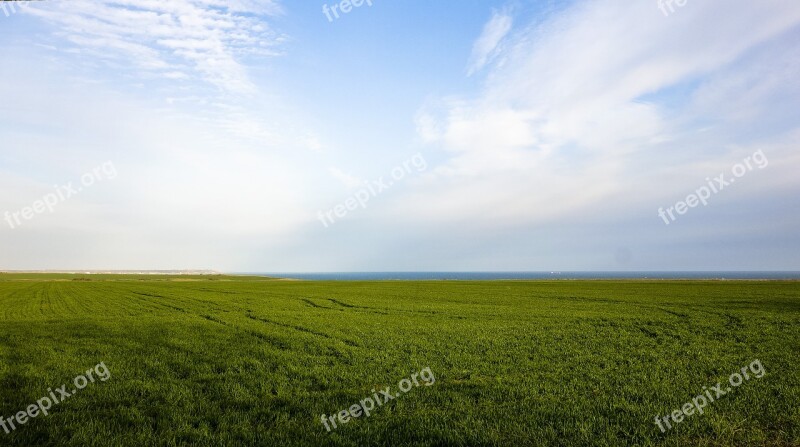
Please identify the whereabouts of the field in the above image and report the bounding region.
[0,274,797,446]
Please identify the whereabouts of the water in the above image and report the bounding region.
[241,272,800,281]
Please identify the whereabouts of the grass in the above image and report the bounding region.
[0,274,797,446]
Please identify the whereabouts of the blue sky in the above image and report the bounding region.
[1,0,799,272]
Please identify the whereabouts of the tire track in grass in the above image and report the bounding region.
[131,292,188,314]
[298,297,390,316]
[329,296,449,315]
[199,314,229,325]
[199,314,291,351]
[327,298,361,308]
[656,307,690,318]
[326,298,430,316]
[662,305,746,330]
[527,295,696,322]
[163,290,250,317]
[635,323,682,341]
[133,285,246,314]
[189,288,241,295]
[301,297,460,320]
[245,313,334,339]
[300,298,329,309]
[245,312,360,347]
[248,290,427,316]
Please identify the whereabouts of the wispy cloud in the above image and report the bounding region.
[23,0,285,94]
[467,8,513,76]
[18,0,328,150]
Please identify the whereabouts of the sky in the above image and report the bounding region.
[1,0,799,272]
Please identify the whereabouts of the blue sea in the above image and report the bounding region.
[242,272,800,281]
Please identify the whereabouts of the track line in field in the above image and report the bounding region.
[245,313,360,347]
[198,313,293,351]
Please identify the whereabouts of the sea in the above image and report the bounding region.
[242,272,800,281]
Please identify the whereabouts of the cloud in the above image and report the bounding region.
[467,9,513,76]
[17,0,328,152]
[22,0,285,94]
[413,0,800,227]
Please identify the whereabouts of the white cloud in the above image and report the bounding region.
[414,0,800,227]
[22,0,285,94]
[467,9,513,76]
[17,0,326,152]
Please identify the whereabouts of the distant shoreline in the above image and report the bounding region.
[237,272,800,281]
[2,271,799,281]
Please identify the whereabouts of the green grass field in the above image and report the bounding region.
[0,274,797,446]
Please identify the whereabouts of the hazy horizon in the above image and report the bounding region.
[2,0,799,272]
